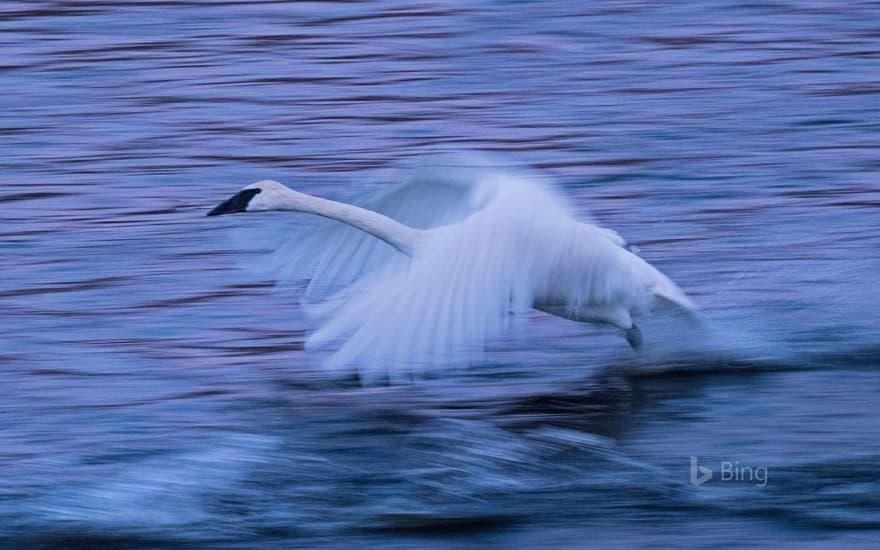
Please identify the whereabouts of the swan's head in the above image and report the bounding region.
[207,180,289,216]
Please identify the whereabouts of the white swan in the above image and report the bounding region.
[208,161,696,381]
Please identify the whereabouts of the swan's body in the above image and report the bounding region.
[209,162,696,381]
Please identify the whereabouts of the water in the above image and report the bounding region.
[2,1,879,547]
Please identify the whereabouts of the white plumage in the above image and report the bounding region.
[208,157,696,382]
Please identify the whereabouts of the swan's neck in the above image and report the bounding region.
[276,188,422,255]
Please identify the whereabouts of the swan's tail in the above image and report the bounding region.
[653,285,697,315]
[634,254,700,319]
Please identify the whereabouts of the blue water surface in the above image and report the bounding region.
[1,1,879,548]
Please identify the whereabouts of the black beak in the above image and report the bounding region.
[207,188,261,217]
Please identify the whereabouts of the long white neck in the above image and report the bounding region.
[275,187,423,255]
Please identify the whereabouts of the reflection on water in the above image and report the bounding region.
[1,1,879,547]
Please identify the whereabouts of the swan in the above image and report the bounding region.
[207,161,696,381]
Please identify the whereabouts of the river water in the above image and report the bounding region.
[1,1,879,548]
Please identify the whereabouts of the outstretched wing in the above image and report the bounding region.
[265,156,505,305]
[305,172,576,382]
